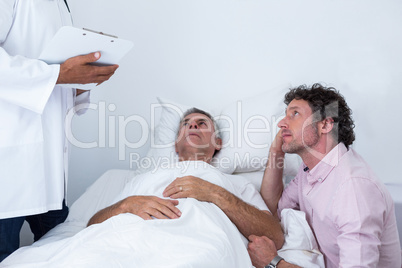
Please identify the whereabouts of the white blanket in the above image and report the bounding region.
[1,163,324,267]
[2,199,252,267]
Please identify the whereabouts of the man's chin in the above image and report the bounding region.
[282,144,299,154]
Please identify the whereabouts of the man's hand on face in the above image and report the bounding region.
[270,130,285,156]
[118,196,181,220]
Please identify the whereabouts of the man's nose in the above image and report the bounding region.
[189,122,198,129]
[278,117,288,129]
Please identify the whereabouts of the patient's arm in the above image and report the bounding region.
[248,235,300,268]
[163,176,284,249]
[87,196,181,226]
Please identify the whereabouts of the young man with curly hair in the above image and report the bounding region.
[248,84,401,268]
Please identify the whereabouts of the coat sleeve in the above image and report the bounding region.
[0,0,60,115]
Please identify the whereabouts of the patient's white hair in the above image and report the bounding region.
[180,107,221,139]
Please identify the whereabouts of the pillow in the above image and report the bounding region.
[213,84,301,174]
[138,88,301,177]
[278,209,325,267]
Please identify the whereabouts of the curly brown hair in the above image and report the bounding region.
[284,83,355,148]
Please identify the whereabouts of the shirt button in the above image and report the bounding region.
[318,178,322,182]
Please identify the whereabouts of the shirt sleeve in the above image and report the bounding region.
[332,178,384,267]
[0,0,59,114]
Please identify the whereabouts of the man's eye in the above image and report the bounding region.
[288,111,299,119]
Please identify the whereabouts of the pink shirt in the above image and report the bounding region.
[278,143,401,267]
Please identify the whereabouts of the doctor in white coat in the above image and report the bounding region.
[0,0,119,261]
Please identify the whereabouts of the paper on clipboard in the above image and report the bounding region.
[39,26,134,89]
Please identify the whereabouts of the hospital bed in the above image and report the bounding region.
[1,168,324,267]
[2,89,400,267]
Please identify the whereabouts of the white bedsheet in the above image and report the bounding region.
[1,165,324,267]
[2,199,252,267]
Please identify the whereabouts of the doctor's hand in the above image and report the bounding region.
[117,195,181,220]
[163,176,224,203]
[56,52,119,85]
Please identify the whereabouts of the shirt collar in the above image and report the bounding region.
[305,143,348,185]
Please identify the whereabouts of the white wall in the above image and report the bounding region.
[66,0,402,204]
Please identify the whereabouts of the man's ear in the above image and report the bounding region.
[320,118,334,134]
[215,137,222,151]
[175,141,179,153]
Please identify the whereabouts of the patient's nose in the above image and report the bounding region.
[189,122,198,129]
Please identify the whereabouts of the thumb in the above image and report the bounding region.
[248,235,257,241]
[81,52,101,63]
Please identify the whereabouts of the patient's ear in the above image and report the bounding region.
[215,137,222,151]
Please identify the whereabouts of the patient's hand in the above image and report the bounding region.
[87,196,181,226]
[120,196,181,220]
[164,177,285,250]
[163,176,222,203]
[247,235,278,268]
[248,235,300,268]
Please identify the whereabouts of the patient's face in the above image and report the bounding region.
[175,113,221,161]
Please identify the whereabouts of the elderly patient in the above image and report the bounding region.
[88,107,284,244]
[2,108,283,267]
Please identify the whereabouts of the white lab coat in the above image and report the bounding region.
[0,0,90,219]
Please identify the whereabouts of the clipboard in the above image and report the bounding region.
[39,26,134,89]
